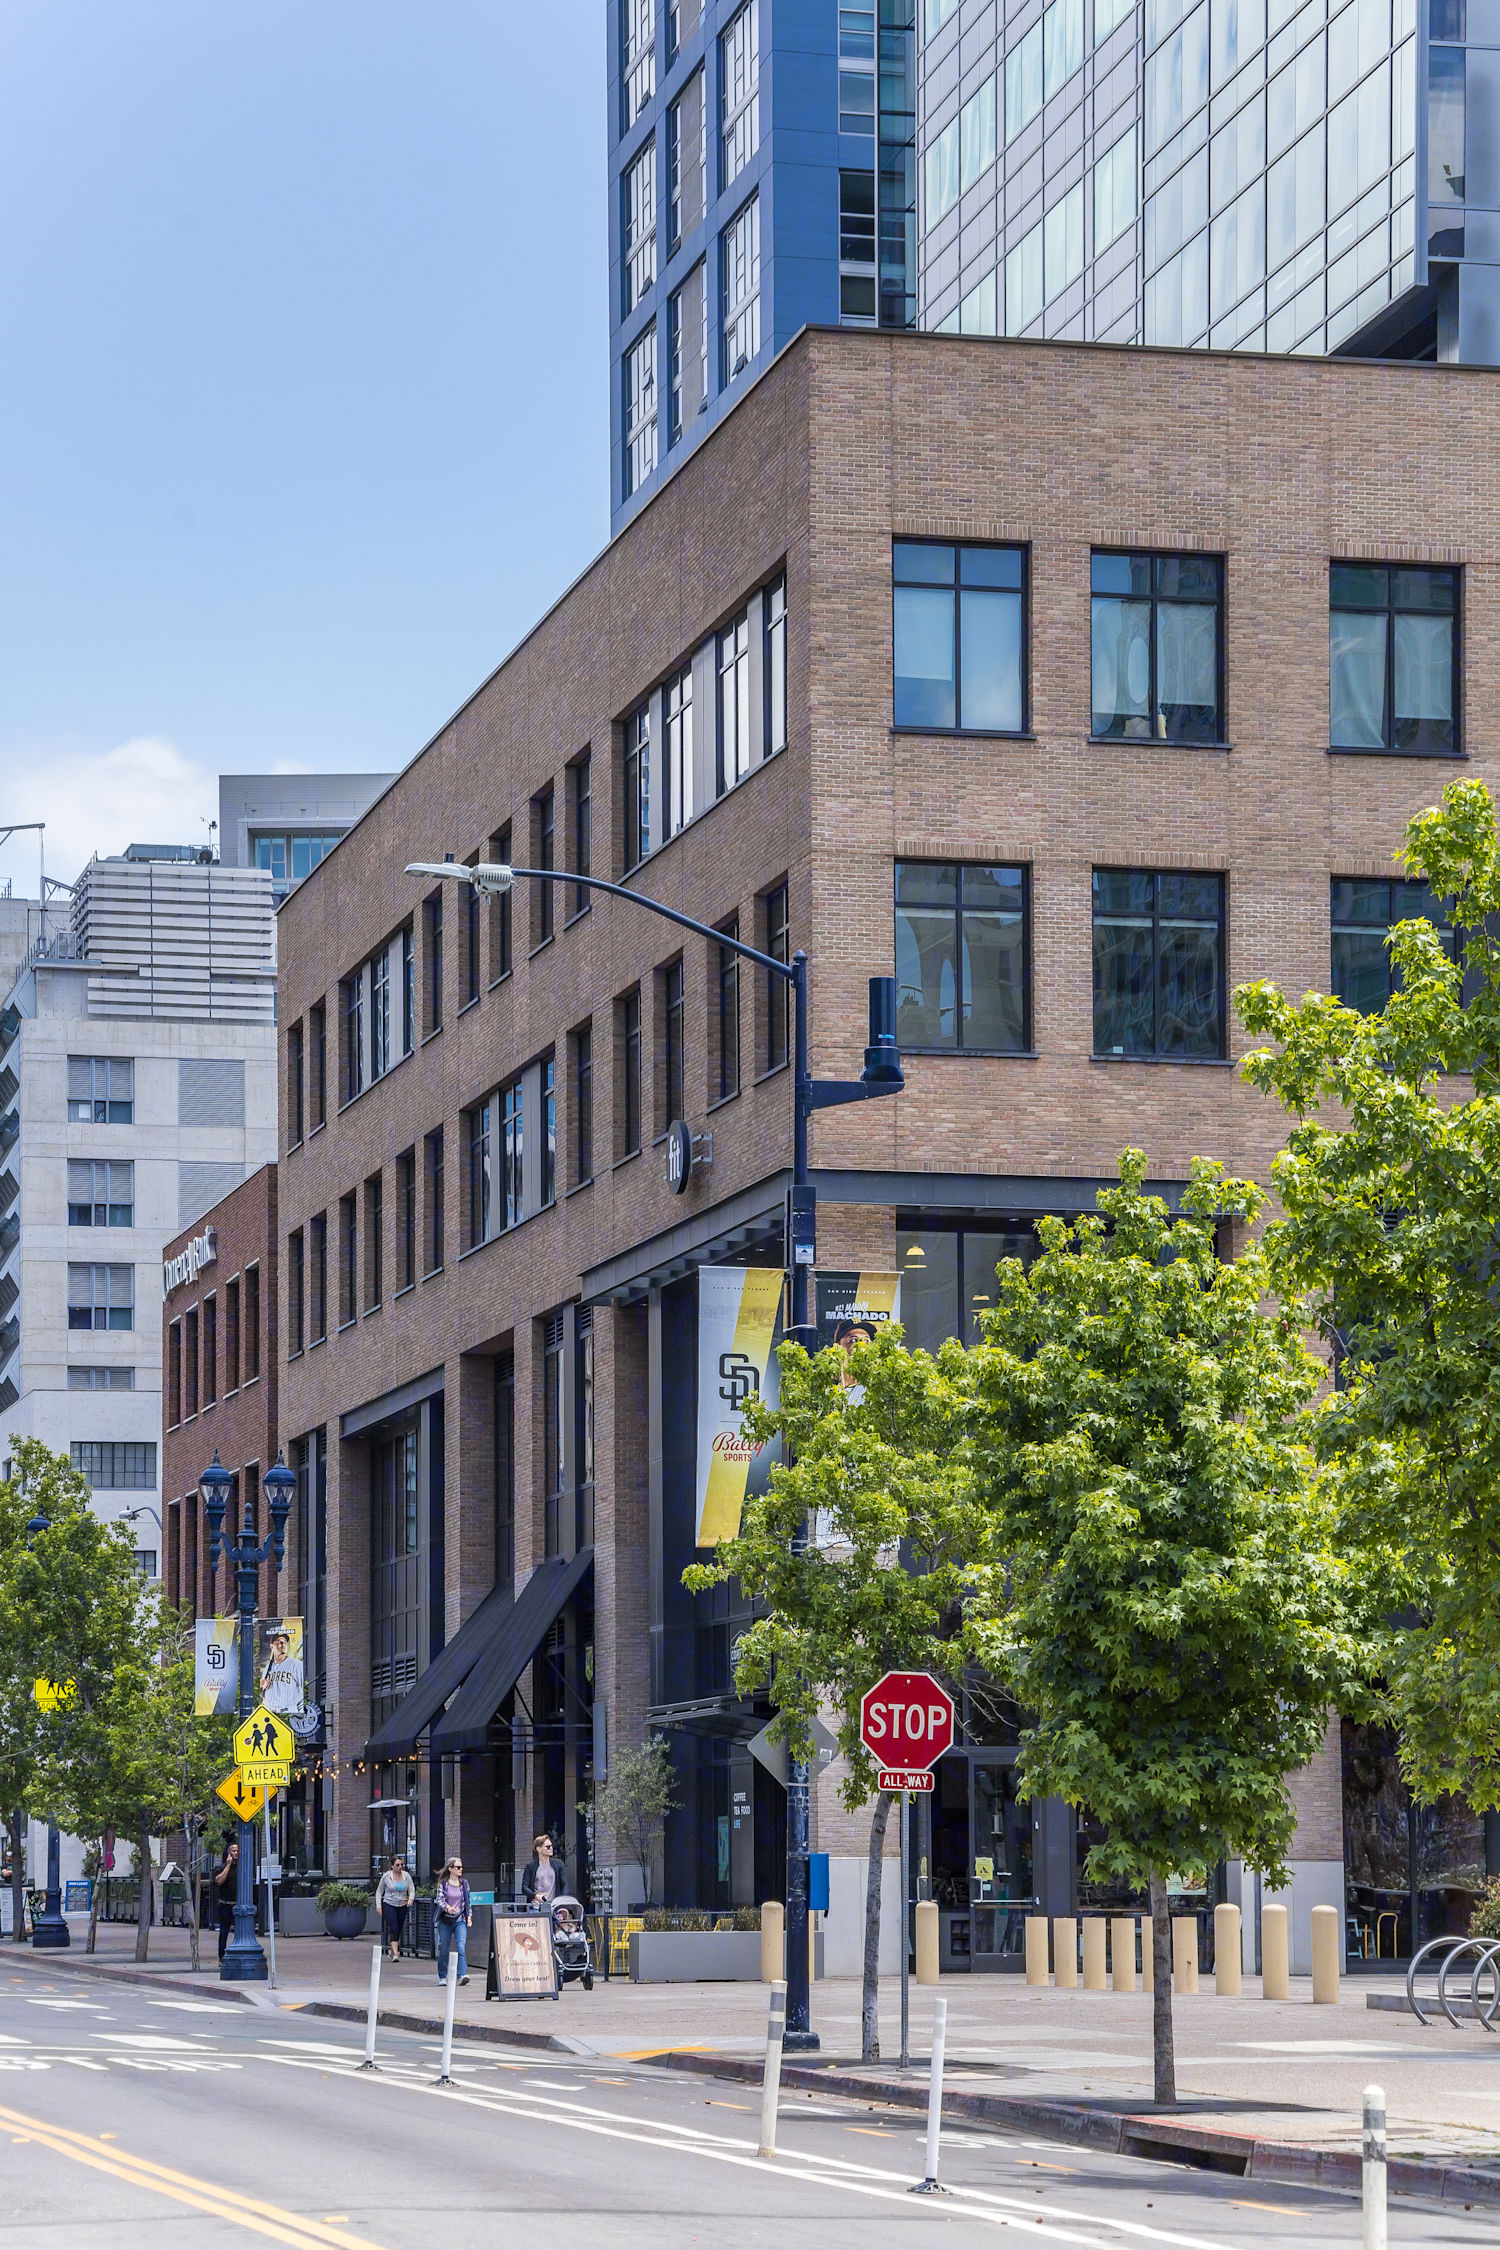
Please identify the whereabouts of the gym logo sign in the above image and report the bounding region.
[163,1227,216,1298]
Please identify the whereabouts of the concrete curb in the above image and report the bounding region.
[648,2050,1500,2210]
[301,1998,581,2052]
[0,1950,255,2004]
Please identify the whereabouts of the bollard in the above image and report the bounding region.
[1082,1917,1107,1990]
[360,1943,382,2070]
[1141,1916,1153,1994]
[914,1899,940,1986]
[1215,1903,1242,1996]
[1111,1914,1138,1993]
[1311,1904,1341,2004]
[1053,1917,1078,1989]
[1261,1902,1290,2001]
[758,1978,787,2158]
[435,1943,459,2086]
[1362,2083,1386,2250]
[908,1995,949,2196]
[1172,1916,1199,1995]
[1025,1915,1050,1986]
[761,1900,785,1984]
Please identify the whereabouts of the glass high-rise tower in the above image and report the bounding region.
[609,0,918,533]
[915,0,1500,363]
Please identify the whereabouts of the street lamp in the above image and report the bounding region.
[201,1449,294,1982]
[23,1505,70,1951]
[406,855,904,2053]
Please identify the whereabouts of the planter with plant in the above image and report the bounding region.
[317,1881,372,1940]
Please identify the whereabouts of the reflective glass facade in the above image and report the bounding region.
[917,0,1500,363]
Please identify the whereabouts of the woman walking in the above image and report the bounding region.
[376,1855,414,1960]
[433,1856,472,1987]
[521,1833,566,1909]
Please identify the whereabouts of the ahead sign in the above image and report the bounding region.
[860,1670,955,1775]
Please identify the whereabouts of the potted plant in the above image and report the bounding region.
[317,1881,371,1940]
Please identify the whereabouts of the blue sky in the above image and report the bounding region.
[0,1,608,889]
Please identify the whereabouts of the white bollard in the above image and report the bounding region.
[909,1995,950,2195]
[435,1942,459,2085]
[1363,2083,1386,2250]
[759,1977,787,2158]
[360,1943,382,2070]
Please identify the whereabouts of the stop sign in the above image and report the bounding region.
[859,1670,955,1771]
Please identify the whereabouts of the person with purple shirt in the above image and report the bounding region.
[434,1856,472,1986]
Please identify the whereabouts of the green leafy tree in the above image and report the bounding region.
[686,1333,983,2060]
[962,1153,1363,2104]
[594,1740,677,1908]
[1236,775,1500,1812]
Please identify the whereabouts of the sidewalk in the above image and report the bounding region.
[10,1928,1500,2205]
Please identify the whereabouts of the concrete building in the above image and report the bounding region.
[0,848,279,1574]
[608,0,919,531]
[916,0,1499,361]
[236,324,1500,1975]
[218,775,396,905]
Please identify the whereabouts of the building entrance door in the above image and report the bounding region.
[969,1756,1034,1971]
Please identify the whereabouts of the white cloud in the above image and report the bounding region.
[0,738,217,893]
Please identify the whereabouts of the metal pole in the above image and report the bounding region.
[758,1978,787,2158]
[221,1486,267,1982]
[783,953,818,2055]
[1363,2083,1387,2250]
[436,1944,459,2085]
[360,1943,382,2070]
[909,1995,949,2195]
[31,1820,69,1949]
[262,1794,278,1989]
[900,1789,910,2069]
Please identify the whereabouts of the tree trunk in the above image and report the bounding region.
[860,1793,892,2062]
[7,1812,24,1944]
[134,1823,151,1963]
[1148,1871,1176,2106]
[186,1829,201,1973]
[86,1848,103,1957]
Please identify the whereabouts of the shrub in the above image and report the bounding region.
[317,1881,371,1914]
[1470,1877,1500,1941]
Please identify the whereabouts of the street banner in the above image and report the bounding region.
[258,1616,322,1742]
[194,1618,238,1716]
[695,1266,784,1547]
[813,1270,902,1358]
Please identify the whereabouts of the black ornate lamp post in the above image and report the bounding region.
[405,855,905,2054]
[201,1449,295,1982]
[24,1507,69,1950]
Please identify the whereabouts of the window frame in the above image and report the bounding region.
[623,705,651,872]
[763,881,790,1073]
[397,1145,417,1291]
[569,755,592,921]
[310,1211,328,1344]
[892,540,1030,737]
[1330,876,1457,1013]
[66,1158,133,1228]
[66,1055,134,1125]
[572,1021,595,1187]
[1328,561,1463,758]
[618,988,643,1159]
[66,1260,134,1333]
[716,918,741,1103]
[489,822,513,982]
[894,860,1033,1055]
[1090,866,1229,1062]
[1089,549,1227,746]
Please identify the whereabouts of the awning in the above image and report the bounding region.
[362,1578,515,1763]
[429,1548,594,1758]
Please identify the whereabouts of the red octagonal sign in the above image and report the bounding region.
[860,1669,955,1792]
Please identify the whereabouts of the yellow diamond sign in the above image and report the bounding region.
[215,1768,267,1822]
[231,1704,294,1788]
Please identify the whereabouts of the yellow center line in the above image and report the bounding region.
[1230,2200,1312,2216]
[0,2102,389,2250]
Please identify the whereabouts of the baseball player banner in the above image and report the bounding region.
[695,1266,784,1547]
[258,1617,323,1743]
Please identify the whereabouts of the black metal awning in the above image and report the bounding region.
[424,1548,594,1759]
[363,1578,516,1764]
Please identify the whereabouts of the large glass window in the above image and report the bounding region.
[665,665,693,837]
[722,195,761,378]
[1092,869,1226,1059]
[897,1223,1040,1351]
[622,0,655,129]
[765,574,787,755]
[502,1078,524,1229]
[893,541,1025,732]
[895,863,1029,1053]
[71,1441,156,1490]
[623,705,651,869]
[1330,564,1458,755]
[67,1056,133,1124]
[1094,129,1139,260]
[67,1160,132,1227]
[1331,878,1455,1014]
[67,1262,134,1331]
[718,612,752,791]
[840,5,877,132]
[1091,551,1223,742]
[623,138,657,315]
[624,324,658,499]
[721,1,760,188]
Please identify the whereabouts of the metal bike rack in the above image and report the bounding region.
[1406,1934,1468,2025]
[1469,1939,1500,2031]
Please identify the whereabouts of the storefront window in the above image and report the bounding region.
[897,1223,1039,1349]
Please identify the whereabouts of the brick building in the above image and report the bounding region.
[260,324,1498,1970]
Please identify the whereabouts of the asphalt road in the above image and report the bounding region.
[0,1972,1493,2249]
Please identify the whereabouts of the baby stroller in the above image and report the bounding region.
[550,1895,594,1991]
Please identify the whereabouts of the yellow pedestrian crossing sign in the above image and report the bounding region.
[232,1704,294,1788]
[216,1768,267,1821]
